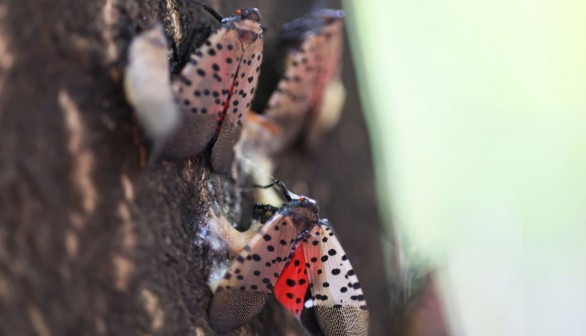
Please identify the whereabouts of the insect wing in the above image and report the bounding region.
[264,12,345,152]
[161,28,242,160]
[305,18,345,147]
[264,35,320,151]
[307,18,344,111]
[209,213,299,333]
[211,29,263,173]
[274,244,309,318]
[302,222,369,336]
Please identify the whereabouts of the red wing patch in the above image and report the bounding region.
[274,245,309,318]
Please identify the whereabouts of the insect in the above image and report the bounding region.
[209,181,369,335]
[160,7,264,173]
[263,9,345,153]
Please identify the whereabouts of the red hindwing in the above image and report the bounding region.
[274,245,309,317]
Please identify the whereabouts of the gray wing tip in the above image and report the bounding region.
[314,305,369,336]
[209,289,269,333]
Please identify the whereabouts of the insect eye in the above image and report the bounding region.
[236,9,242,16]
[299,196,305,202]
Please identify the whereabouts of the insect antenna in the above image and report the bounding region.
[273,180,293,201]
[250,180,278,189]
[200,3,224,22]
[249,180,291,201]
[185,0,224,22]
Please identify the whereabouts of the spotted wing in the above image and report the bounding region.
[209,213,299,333]
[211,34,263,173]
[304,19,345,147]
[263,35,320,152]
[306,19,343,112]
[161,28,242,160]
[274,244,309,318]
[265,15,345,153]
[302,222,369,336]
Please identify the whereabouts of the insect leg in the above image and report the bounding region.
[252,203,280,223]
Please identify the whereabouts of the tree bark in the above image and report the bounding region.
[0,0,395,335]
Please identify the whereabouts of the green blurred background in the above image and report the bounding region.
[344,0,586,334]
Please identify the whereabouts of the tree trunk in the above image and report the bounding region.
[0,0,395,335]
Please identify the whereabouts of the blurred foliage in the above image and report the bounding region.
[345,0,586,335]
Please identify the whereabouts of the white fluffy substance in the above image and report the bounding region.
[206,202,263,255]
[124,25,179,154]
[205,202,264,292]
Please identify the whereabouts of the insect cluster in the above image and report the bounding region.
[124,4,366,335]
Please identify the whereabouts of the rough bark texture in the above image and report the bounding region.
[0,0,420,335]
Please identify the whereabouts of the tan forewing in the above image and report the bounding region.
[305,19,345,147]
[209,213,298,332]
[211,33,263,173]
[307,20,344,111]
[263,35,321,151]
[264,18,345,154]
[303,222,369,336]
[161,28,242,160]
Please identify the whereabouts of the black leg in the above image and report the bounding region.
[252,203,280,223]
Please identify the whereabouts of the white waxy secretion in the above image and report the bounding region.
[124,24,179,157]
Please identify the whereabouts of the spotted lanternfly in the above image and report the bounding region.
[209,181,369,335]
[264,9,345,152]
[161,7,264,173]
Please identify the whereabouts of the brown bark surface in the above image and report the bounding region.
[0,0,402,335]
